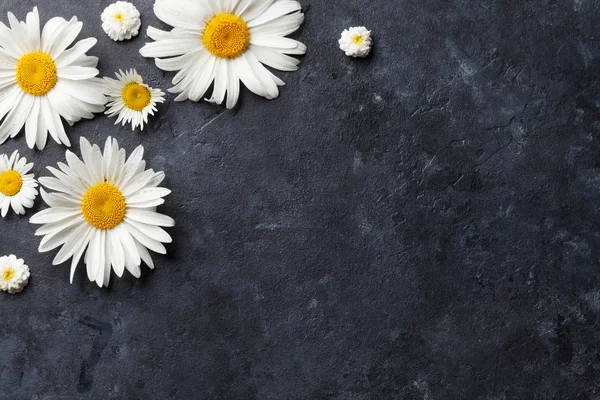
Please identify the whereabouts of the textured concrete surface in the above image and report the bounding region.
[1,0,600,398]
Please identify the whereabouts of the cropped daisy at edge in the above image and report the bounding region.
[140,0,306,109]
[0,7,106,150]
[0,150,38,217]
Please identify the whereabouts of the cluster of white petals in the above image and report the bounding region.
[101,1,142,41]
[339,26,372,58]
[0,255,30,294]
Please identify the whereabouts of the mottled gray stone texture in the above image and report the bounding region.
[1,0,600,398]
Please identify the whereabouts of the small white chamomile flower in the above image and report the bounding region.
[0,255,30,294]
[339,26,373,58]
[103,69,165,131]
[0,151,38,217]
[101,1,142,41]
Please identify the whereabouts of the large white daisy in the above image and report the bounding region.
[0,8,106,150]
[139,0,306,109]
[30,137,175,288]
[0,150,38,217]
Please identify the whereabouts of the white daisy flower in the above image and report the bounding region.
[101,1,142,42]
[0,255,30,294]
[104,69,166,131]
[139,0,307,109]
[0,150,38,217]
[339,26,372,58]
[0,7,106,150]
[30,137,175,288]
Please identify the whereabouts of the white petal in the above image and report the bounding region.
[40,98,66,145]
[126,209,175,227]
[25,7,41,51]
[24,97,40,149]
[242,51,280,98]
[0,196,10,217]
[51,221,88,264]
[225,60,240,109]
[121,169,156,197]
[247,1,302,27]
[126,187,171,204]
[248,44,300,71]
[153,0,205,31]
[80,137,104,183]
[240,0,275,21]
[35,215,84,237]
[124,217,173,243]
[135,240,155,270]
[95,230,106,287]
[232,55,271,99]
[108,229,125,277]
[188,56,216,101]
[70,225,93,283]
[30,207,80,224]
[210,59,228,105]
[125,223,167,254]
[54,37,97,68]
[59,79,106,105]
[57,66,99,80]
[39,188,80,208]
[39,220,82,252]
[49,17,83,59]
[140,38,203,58]
[41,17,68,54]
[10,196,25,215]
[115,224,141,277]
[85,229,100,282]
[0,22,25,57]
[249,13,304,37]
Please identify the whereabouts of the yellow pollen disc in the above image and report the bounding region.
[3,267,15,282]
[122,82,151,111]
[16,52,58,96]
[81,182,126,230]
[0,170,23,196]
[352,35,364,45]
[202,13,250,59]
[115,13,124,23]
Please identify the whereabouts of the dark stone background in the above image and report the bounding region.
[1,0,600,398]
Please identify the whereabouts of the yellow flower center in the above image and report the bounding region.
[202,13,250,59]
[115,13,124,23]
[352,35,364,45]
[16,52,58,96]
[3,267,15,282]
[122,82,151,111]
[0,170,23,196]
[81,182,126,230]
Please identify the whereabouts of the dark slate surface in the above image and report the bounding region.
[1,0,600,398]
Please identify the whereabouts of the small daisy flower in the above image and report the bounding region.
[103,69,165,131]
[101,1,142,41]
[0,151,38,217]
[339,26,373,58]
[30,136,175,288]
[0,255,30,294]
